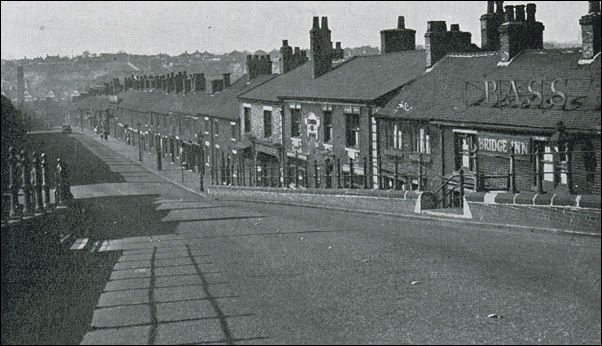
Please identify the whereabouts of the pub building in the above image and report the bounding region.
[375,1,601,195]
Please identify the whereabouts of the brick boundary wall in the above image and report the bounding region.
[465,192,601,234]
[207,185,419,215]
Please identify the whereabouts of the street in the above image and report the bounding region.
[3,132,601,344]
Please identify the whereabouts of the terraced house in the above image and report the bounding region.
[239,16,428,188]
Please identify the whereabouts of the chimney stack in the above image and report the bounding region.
[425,20,475,68]
[247,53,273,81]
[223,73,231,88]
[381,16,416,53]
[580,1,601,60]
[310,16,334,78]
[481,0,505,51]
[499,3,544,63]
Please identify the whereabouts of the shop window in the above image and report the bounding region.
[264,110,272,138]
[345,113,360,148]
[537,143,568,186]
[323,109,333,143]
[243,107,251,133]
[291,108,301,138]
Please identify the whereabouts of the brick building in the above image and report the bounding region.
[375,1,601,196]
[238,16,426,188]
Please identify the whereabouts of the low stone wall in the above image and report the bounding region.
[465,192,601,233]
[207,185,419,215]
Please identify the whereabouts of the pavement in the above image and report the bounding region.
[2,129,600,344]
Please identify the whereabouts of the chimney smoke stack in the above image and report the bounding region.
[589,1,601,13]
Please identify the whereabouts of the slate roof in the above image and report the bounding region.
[239,50,427,103]
[72,96,111,111]
[113,73,276,121]
[376,49,601,133]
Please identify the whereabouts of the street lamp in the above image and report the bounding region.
[137,122,142,161]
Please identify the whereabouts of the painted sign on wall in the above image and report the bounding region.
[478,133,530,155]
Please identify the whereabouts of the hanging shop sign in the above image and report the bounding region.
[477,132,530,155]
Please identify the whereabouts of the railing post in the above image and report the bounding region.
[418,153,423,191]
[565,145,573,194]
[508,149,517,193]
[337,158,342,188]
[535,148,544,194]
[41,153,51,209]
[8,147,21,220]
[363,156,368,189]
[20,150,33,217]
[169,137,175,163]
[313,160,318,188]
[394,160,399,190]
[459,168,465,208]
[32,152,44,215]
[349,157,354,189]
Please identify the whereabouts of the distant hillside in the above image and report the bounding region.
[1,46,381,102]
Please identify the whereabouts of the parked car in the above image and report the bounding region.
[61,124,72,134]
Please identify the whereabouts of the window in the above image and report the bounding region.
[291,108,301,138]
[231,123,237,140]
[345,113,360,148]
[263,110,272,138]
[323,109,332,143]
[214,120,219,136]
[540,144,567,185]
[243,107,251,133]
[204,118,210,134]
[392,123,402,149]
[412,127,430,154]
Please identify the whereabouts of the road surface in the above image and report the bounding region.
[3,133,600,344]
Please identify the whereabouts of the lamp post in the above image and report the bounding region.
[137,122,142,161]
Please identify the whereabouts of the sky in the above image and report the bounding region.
[0,1,589,60]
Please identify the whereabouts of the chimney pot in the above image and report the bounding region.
[487,1,495,14]
[283,39,289,46]
[526,3,536,22]
[313,16,320,29]
[451,24,460,31]
[398,16,405,29]
[504,5,515,22]
[427,21,447,33]
[336,42,342,49]
[321,16,328,29]
[589,1,601,13]
[515,5,526,21]
[495,1,504,14]
[294,46,300,54]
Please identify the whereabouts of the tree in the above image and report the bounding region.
[1,95,31,190]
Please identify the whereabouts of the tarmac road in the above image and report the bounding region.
[2,132,600,344]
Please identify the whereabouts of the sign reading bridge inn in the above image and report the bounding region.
[477,132,530,155]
